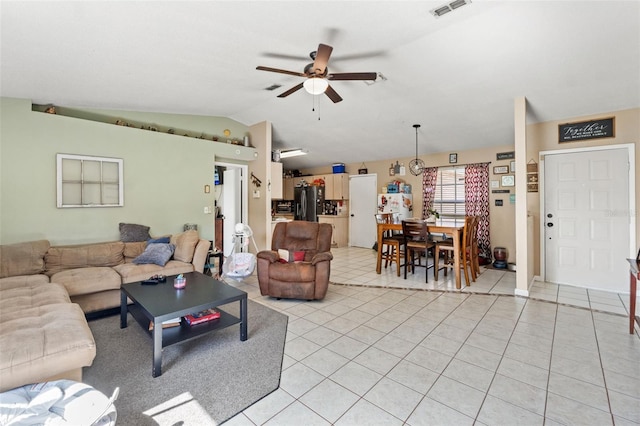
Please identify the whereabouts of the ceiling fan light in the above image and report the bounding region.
[303,77,329,95]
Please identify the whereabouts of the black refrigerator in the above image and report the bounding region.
[294,185,325,222]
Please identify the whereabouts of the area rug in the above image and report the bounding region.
[83,299,287,425]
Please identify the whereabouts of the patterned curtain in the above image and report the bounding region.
[465,163,491,260]
[421,167,438,219]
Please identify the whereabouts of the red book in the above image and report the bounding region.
[184,308,221,325]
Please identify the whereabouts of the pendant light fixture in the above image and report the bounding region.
[409,124,425,176]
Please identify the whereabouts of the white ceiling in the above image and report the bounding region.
[2,1,639,170]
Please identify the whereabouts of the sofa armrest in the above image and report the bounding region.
[311,251,333,265]
[191,239,210,273]
[257,250,279,263]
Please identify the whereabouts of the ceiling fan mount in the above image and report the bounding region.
[257,43,377,103]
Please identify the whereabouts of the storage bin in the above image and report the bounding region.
[332,163,345,173]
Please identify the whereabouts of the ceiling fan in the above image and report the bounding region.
[256,43,377,103]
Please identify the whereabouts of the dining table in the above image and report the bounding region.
[376,220,466,289]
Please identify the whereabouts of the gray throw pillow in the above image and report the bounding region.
[132,243,175,266]
[119,223,151,242]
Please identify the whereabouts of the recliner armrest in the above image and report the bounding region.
[257,250,280,263]
[311,251,333,265]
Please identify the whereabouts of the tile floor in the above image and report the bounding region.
[223,247,640,426]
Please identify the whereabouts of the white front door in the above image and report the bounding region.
[349,174,377,248]
[544,148,631,292]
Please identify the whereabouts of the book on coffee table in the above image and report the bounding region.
[184,308,221,325]
[149,317,182,331]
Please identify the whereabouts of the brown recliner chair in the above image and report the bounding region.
[257,221,333,300]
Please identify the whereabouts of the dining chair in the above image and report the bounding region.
[469,216,481,279]
[401,219,436,282]
[375,213,404,276]
[434,216,475,285]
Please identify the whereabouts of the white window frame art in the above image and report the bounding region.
[56,153,124,208]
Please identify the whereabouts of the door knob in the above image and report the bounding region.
[547,222,554,227]
[350,214,354,217]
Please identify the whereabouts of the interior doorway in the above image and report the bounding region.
[214,161,249,257]
[349,174,377,248]
[541,144,635,292]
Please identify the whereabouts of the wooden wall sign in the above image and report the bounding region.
[496,151,515,160]
[558,117,615,143]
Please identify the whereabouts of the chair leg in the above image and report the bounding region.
[404,247,409,279]
[395,243,401,277]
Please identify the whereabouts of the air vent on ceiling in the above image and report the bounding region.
[265,84,282,91]
[430,0,471,18]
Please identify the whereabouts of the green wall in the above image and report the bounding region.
[0,97,256,245]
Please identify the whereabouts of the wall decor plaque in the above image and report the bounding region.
[558,117,614,143]
[496,151,515,160]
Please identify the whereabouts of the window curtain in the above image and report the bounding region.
[464,162,491,260]
[421,167,438,219]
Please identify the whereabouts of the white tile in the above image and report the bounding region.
[427,376,486,418]
[301,347,350,377]
[334,398,404,426]
[264,401,331,426]
[476,395,544,426]
[406,396,474,426]
[330,361,383,396]
[387,359,439,394]
[364,377,423,421]
[279,362,325,398]
[299,379,359,424]
[242,388,295,425]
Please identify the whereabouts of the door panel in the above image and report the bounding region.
[544,148,629,291]
[348,175,377,248]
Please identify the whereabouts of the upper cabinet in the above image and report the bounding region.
[282,172,349,200]
[320,173,349,200]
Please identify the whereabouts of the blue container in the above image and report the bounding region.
[332,163,345,173]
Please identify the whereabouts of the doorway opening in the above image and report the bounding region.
[214,161,249,257]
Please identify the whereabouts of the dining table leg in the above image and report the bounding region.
[376,225,383,274]
[453,228,462,289]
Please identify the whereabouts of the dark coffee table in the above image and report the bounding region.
[120,271,247,377]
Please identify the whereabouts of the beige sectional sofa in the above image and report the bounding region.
[0,230,210,392]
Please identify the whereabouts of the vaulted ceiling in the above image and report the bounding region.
[1,1,638,169]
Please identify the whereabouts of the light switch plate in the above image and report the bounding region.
[253,190,260,198]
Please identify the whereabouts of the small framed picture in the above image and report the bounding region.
[510,161,516,173]
[501,175,515,187]
[449,153,458,164]
[491,180,499,189]
[493,166,509,174]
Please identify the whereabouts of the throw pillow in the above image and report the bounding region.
[132,243,175,266]
[277,249,290,263]
[170,230,199,263]
[119,223,151,242]
[147,236,170,245]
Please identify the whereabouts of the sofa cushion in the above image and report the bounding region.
[0,303,96,393]
[0,240,50,279]
[45,241,125,276]
[123,241,147,262]
[132,243,175,266]
[0,280,69,316]
[113,260,194,284]
[119,223,151,242]
[148,236,170,244]
[170,230,199,263]
[50,267,122,297]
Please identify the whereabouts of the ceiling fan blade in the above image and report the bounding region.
[262,52,308,61]
[277,82,304,98]
[256,66,305,77]
[312,43,333,75]
[324,85,343,103]
[327,72,377,81]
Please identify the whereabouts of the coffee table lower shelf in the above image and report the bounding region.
[127,303,242,348]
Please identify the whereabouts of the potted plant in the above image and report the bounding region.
[425,208,440,223]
